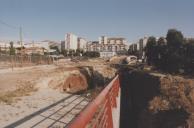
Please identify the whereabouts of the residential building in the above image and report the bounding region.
[77,37,87,51]
[0,42,10,52]
[65,33,78,50]
[139,37,148,52]
[87,36,128,53]
[86,41,101,52]
[22,47,46,55]
[99,36,127,52]
[48,41,61,52]
[138,37,148,59]
[0,41,22,54]
[100,51,117,58]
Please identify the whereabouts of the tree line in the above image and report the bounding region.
[145,29,194,74]
[61,49,100,58]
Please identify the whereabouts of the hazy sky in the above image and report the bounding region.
[0,0,194,43]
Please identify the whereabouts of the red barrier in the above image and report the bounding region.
[67,75,120,128]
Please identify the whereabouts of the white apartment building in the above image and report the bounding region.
[0,41,22,52]
[78,37,87,51]
[65,33,78,50]
[139,37,148,52]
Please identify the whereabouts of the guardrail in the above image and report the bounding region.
[67,75,120,128]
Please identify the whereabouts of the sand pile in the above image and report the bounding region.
[109,56,127,64]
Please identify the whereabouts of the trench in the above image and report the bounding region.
[119,67,190,128]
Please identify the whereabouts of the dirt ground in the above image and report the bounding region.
[0,58,117,127]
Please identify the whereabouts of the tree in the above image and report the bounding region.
[75,49,84,56]
[62,49,68,56]
[157,37,166,46]
[165,29,184,72]
[83,51,100,58]
[145,36,157,65]
[154,37,167,69]
[9,41,15,55]
[183,39,194,73]
[145,29,193,74]
[68,49,75,56]
[166,29,184,50]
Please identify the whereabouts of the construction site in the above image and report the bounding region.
[0,56,117,127]
[0,55,194,128]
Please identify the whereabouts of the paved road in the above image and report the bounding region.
[4,95,89,128]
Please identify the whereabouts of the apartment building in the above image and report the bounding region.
[99,36,127,52]
[65,33,78,50]
[87,36,127,52]
[77,37,87,51]
[86,41,101,52]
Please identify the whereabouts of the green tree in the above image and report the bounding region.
[145,36,157,65]
[165,29,184,72]
[145,29,193,74]
[62,49,68,56]
[9,41,15,55]
[167,29,184,50]
[68,49,75,56]
[183,39,194,73]
[83,51,100,58]
[75,49,84,56]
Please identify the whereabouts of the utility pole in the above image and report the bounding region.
[19,26,23,47]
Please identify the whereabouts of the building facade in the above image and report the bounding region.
[65,33,78,50]
[99,36,127,52]
[87,36,128,53]
[77,37,87,51]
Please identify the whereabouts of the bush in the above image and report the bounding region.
[149,75,194,114]
[83,51,100,58]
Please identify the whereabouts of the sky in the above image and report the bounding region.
[0,0,194,43]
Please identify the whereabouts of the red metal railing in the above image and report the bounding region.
[67,75,120,128]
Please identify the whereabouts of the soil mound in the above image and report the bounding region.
[109,56,127,64]
[63,73,88,93]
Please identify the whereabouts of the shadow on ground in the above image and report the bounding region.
[119,67,190,128]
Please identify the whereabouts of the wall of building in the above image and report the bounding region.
[65,33,78,50]
[78,38,87,51]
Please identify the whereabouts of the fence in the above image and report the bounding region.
[67,75,120,128]
[0,54,54,69]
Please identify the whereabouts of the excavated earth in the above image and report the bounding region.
[0,58,117,127]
